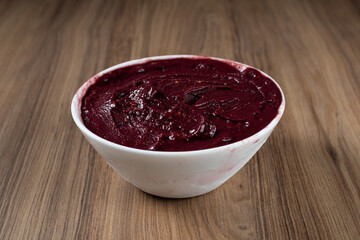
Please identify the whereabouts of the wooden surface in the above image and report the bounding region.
[0,0,359,239]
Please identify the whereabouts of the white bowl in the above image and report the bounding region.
[71,55,285,198]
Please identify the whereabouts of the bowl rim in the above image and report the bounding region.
[71,55,285,156]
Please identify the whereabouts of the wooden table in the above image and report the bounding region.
[1,0,359,239]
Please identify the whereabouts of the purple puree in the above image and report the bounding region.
[81,58,282,151]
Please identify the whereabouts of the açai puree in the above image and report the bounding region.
[81,57,282,151]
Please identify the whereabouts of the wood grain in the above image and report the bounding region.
[0,0,359,239]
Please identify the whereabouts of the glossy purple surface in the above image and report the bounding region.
[81,58,282,151]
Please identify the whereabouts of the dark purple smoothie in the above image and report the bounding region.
[81,57,282,151]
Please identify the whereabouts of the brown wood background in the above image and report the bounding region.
[1,0,359,239]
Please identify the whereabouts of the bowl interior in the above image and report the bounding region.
[71,55,285,156]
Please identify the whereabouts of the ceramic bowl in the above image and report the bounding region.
[71,55,285,198]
